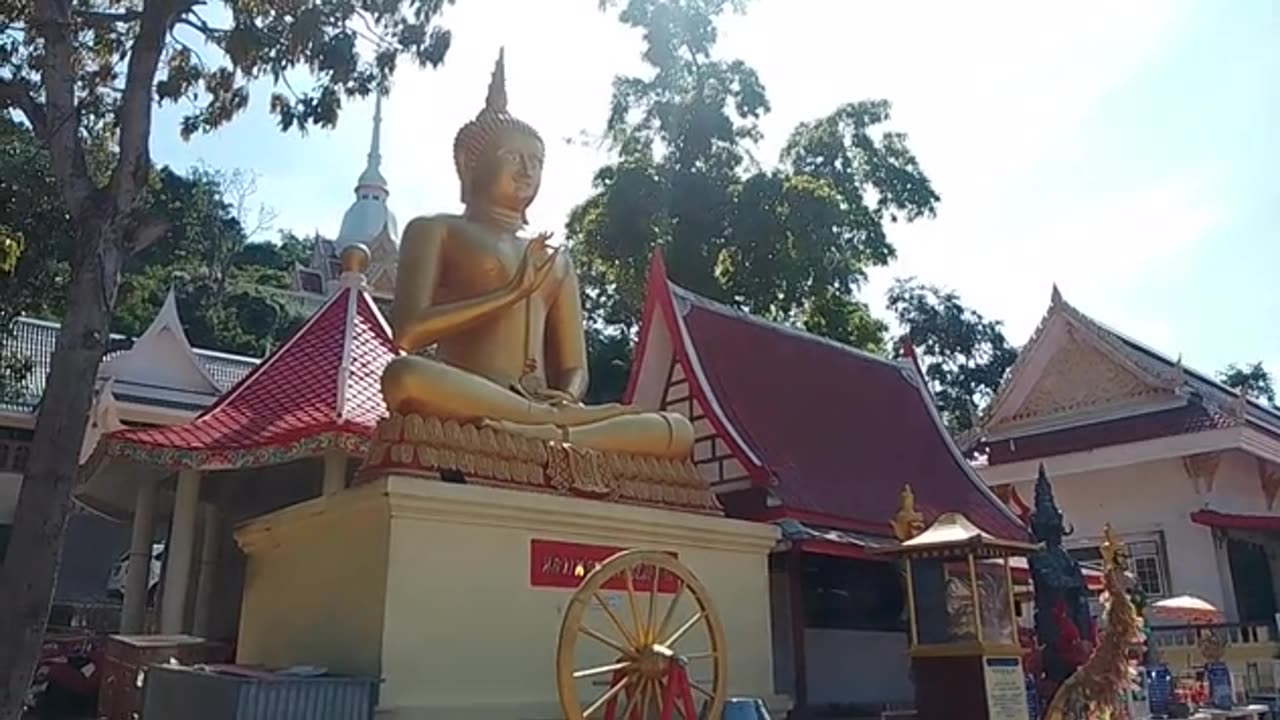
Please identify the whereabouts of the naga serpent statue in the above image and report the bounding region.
[1043,524,1146,720]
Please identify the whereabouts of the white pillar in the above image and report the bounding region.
[192,503,220,637]
[160,469,201,634]
[120,477,158,634]
[322,449,347,495]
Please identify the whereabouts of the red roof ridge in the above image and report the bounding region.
[667,282,912,373]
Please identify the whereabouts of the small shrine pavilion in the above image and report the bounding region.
[80,261,398,639]
[625,253,1028,713]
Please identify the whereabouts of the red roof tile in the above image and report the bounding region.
[100,284,398,468]
[627,253,1027,541]
[981,404,1236,465]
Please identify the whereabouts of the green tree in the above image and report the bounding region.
[568,0,936,399]
[887,278,1018,435]
[0,0,458,711]
[1218,361,1276,406]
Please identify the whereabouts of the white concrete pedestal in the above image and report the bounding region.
[235,475,784,719]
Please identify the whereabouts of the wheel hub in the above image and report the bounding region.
[633,643,674,681]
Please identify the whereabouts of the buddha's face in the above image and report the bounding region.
[476,128,544,212]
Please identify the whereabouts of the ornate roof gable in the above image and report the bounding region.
[982,286,1179,435]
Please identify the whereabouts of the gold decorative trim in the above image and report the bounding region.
[1183,451,1222,495]
[360,413,722,515]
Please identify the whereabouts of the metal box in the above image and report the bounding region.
[141,665,379,720]
[99,635,230,720]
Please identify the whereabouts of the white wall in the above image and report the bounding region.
[804,629,913,706]
[991,451,1276,619]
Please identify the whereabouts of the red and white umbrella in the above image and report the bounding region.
[1149,595,1223,625]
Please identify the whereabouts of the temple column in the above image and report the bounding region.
[322,449,347,495]
[120,477,158,633]
[160,469,201,634]
[192,503,221,637]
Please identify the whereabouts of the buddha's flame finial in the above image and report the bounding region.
[485,47,508,114]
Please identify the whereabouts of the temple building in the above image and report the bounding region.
[968,287,1280,634]
[275,96,399,312]
[0,293,258,623]
[627,254,1027,714]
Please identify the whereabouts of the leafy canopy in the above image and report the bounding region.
[887,278,1018,435]
[569,0,939,402]
[1218,361,1277,407]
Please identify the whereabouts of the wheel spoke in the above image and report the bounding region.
[620,681,643,719]
[624,566,642,644]
[594,592,639,648]
[682,650,715,661]
[581,624,632,656]
[583,674,631,718]
[690,681,714,699]
[655,582,686,643]
[573,660,633,679]
[646,564,658,645]
[663,611,705,649]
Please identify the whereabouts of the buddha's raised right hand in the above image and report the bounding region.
[511,232,560,299]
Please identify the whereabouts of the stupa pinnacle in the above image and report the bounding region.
[337,93,399,251]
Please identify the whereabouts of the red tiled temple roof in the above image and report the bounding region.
[95,283,399,470]
[626,253,1027,541]
[982,404,1236,465]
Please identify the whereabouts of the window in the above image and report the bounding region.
[1068,533,1168,598]
[801,555,906,632]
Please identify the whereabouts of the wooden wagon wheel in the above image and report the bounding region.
[556,550,728,720]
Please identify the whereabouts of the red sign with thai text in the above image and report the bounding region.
[529,540,681,594]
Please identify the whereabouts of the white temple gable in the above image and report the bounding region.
[98,288,221,396]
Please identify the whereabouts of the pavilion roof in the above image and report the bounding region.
[90,277,398,472]
[625,253,1028,541]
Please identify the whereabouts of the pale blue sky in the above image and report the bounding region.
[151,0,1279,378]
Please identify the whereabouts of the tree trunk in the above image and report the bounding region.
[0,219,124,719]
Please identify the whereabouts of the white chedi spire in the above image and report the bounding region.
[337,93,399,250]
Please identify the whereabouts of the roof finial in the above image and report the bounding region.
[1050,283,1063,307]
[355,93,388,192]
[370,93,383,164]
[486,47,508,114]
[1172,353,1187,387]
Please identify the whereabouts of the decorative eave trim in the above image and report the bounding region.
[91,427,371,473]
[978,426,1245,486]
[982,395,1190,443]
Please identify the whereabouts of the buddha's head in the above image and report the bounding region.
[453,49,545,223]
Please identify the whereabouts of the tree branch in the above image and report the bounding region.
[33,0,97,216]
[0,77,48,132]
[129,215,170,252]
[72,9,143,26]
[110,0,192,214]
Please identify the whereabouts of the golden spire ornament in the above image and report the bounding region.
[891,484,926,542]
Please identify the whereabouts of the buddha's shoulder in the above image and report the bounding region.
[402,213,466,237]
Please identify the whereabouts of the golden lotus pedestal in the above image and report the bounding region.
[231,415,786,719]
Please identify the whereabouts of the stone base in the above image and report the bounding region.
[234,476,781,719]
[360,413,722,515]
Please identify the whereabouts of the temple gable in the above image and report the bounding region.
[987,313,1172,433]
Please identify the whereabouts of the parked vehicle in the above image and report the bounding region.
[105,543,164,601]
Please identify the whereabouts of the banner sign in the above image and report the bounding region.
[529,540,680,594]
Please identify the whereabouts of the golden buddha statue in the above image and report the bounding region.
[380,50,694,459]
